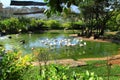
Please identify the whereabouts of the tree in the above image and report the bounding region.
[116,14,120,27]
[79,0,112,37]
[107,10,120,31]
[44,0,120,38]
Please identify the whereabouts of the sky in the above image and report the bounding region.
[1,0,11,7]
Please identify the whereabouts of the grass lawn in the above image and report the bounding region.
[22,60,120,80]
[67,60,120,80]
[45,40,120,60]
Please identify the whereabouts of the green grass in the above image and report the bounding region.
[22,60,120,80]
[22,66,40,80]
[46,30,81,34]
[45,41,120,60]
[79,41,120,58]
[67,60,120,80]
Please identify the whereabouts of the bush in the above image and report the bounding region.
[36,19,46,29]
[0,47,103,80]
[1,18,20,33]
[0,18,85,33]
[62,22,72,29]
[72,20,85,29]
[103,34,114,39]
[18,17,30,32]
[0,48,33,80]
[113,32,120,41]
[0,17,30,33]
[116,14,120,25]
[23,64,103,80]
[45,20,61,29]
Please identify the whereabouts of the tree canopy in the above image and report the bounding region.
[44,0,120,37]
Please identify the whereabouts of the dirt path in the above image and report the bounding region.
[69,34,110,43]
[78,53,120,65]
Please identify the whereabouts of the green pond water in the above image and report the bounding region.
[0,33,120,59]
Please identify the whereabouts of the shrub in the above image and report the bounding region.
[18,17,30,32]
[116,14,120,25]
[62,22,72,29]
[45,20,60,29]
[2,18,20,33]
[23,64,103,80]
[0,48,33,80]
[113,32,120,41]
[36,19,46,28]
[0,21,4,31]
[0,47,103,80]
[72,20,85,29]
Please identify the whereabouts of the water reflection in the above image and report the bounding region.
[27,37,85,49]
[0,33,119,58]
[0,34,73,52]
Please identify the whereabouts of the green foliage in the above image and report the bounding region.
[0,48,33,80]
[42,65,103,80]
[44,0,78,17]
[72,20,85,29]
[62,22,72,29]
[23,64,103,80]
[103,31,120,41]
[30,18,38,27]
[80,71,103,80]
[69,60,120,80]
[44,0,120,37]
[0,17,28,33]
[113,32,120,41]
[61,20,85,30]
[0,15,119,35]
[17,17,30,32]
[107,11,120,31]
[0,47,103,80]
[39,64,69,80]
[116,14,120,25]
[45,20,60,29]
[28,18,38,31]
[0,21,4,31]
[1,18,20,33]
[0,18,69,33]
